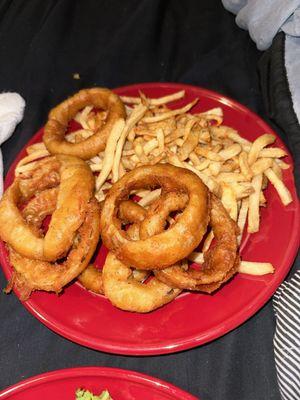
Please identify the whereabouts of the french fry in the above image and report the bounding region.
[188,252,204,264]
[238,151,253,180]
[221,183,238,221]
[274,158,290,170]
[264,168,292,205]
[112,104,147,182]
[247,174,263,233]
[219,143,242,160]
[96,119,125,191]
[26,142,47,154]
[251,158,273,175]
[248,134,276,165]
[120,90,185,106]
[15,149,50,174]
[237,198,249,244]
[271,160,283,181]
[238,261,274,275]
[216,172,248,183]
[203,231,214,252]
[194,146,222,161]
[259,148,287,158]
[133,140,149,164]
[231,182,254,199]
[142,99,198,123]
[156,128,165,154]
[208,161,221,176]
[138,189,161,207]
[188,152,202,166]
[178,129,199,161]
[143,138,158,155]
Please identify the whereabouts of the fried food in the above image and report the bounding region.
[43,88,126,160]
[100,164,209,270]
[78,264,104,295]
[102,253,181,313]
[154,195,239,292]
[7,199,101,300]
[0,155,95,261]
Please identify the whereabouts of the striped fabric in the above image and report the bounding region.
[273,270,300,400]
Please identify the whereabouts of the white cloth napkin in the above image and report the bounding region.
[0,93,25,195]
[222,0,300,123]
[222,0,300,50]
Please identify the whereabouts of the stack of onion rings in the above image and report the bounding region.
[0,155,101,300]
[95,163,240,312]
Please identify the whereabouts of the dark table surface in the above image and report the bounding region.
[0,1,297,399]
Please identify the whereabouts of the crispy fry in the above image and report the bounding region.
[259,148,287,158]
[138,189,162,207]
[133,140,149,164]
[156,128,165,154]
[237,198,249,244]
[142,99,198,123]
[248,134,276,165]
[251,158,273,175]
[219,143,242,161]
[178,124,199,161]
[216,172,248,183]
[239,151,253,180]
[221,183,238,221]
[271,160,283,181]
[264,168,292,205]
[238,261,274,275]
[96,119,125,190]
[247,174,263,233]
[26,142,47,154]
[194,145,222,161]
[120,90,185,106]
[143,138,158,155]
[15,150,50,176]
[112,104,147,182]
[231,182,254,199]
[274,158,290,170]
[188,252,204,264]
[202,231,214,252]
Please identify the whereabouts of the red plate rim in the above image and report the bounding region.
[0,366,198,399]
[0,82,299,355]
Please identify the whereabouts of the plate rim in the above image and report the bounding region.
[0,366,198,399]
[0,82,299,355]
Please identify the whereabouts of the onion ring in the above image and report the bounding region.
[102,252,181,313]
[78,200,149,298]
[22,187,58,229]
[100,164,209,269]
[0,155,95,261]
[43,88,126,160]
[7,198,101,300]
[154,195,239,292]
[139,191,188,239]
[78,264,104,295]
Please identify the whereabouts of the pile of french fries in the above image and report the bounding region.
[15,90,293,276]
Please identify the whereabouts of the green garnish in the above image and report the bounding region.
[75,388,112,400]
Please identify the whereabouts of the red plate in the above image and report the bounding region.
[0,83,299,355]
[0,366,198,399]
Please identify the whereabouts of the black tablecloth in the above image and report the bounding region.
[0,1,295,399]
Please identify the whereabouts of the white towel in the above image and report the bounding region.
[222,0,300,50]
[0,93,25,195]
